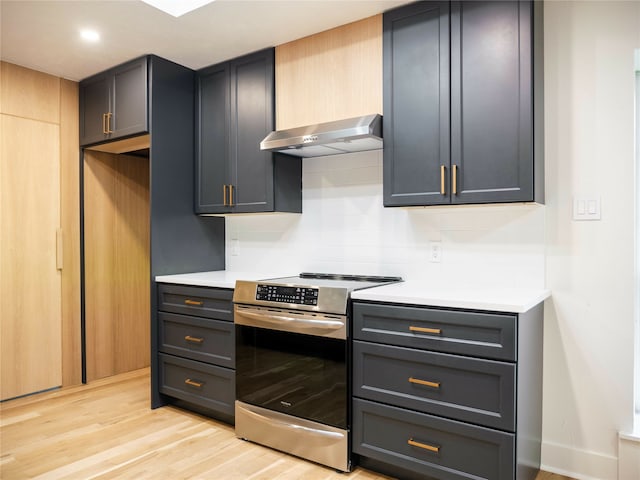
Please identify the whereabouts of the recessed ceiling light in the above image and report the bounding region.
[141,0,216,17]
[80,29,100,42]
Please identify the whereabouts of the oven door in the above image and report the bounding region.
[234,304,348,429]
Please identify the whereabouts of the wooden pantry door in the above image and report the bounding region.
[0,112,62,400]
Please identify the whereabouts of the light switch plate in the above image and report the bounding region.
[573,196,601,221]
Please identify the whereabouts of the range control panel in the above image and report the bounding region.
[255,284,319,306]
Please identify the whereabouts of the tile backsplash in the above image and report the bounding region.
[225,150,545,288]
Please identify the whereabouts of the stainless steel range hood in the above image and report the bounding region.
[260,114,382,158]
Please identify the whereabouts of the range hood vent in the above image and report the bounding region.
[260,114,382,158]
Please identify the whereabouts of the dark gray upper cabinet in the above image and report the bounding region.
[383,1,450,207]
[80,57,148,146]
[196,49,302,214]
[383,0,544,207]
[197,63,229,212]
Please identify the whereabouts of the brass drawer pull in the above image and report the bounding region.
[408,438,440,453]
[409,377,440,389]
[184,299,203,307]
[223,184,228,206]
[409,326,441,335]
[185,335,204,344]
[229,184,234,206]
[452,164,458,195]
[440,165,446,195]
[184,378,203,388]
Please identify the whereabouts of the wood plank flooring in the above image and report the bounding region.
[0,368,575,480]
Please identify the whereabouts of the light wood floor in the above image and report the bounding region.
[1,368,575,480]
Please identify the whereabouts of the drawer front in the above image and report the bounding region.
[353,398,515,480]
[353,341,515,431]
[159,312,234,368]
[157,284,233,321]
[159,353,234,416]
[353,302,516,361]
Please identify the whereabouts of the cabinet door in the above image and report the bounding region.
[353,341,516,431]
[353,398,515,480]
[383,2,450,207]
[111,57,148,140]
[79,73,110,146]
[229,49,275,213]
[195,63,231,214]
[451,0,533,204]
[1,114,62,400]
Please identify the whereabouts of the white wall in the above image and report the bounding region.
[225,149,546,289]
[225,2,640,478]
[543,2,640,479]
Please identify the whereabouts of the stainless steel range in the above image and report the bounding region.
[233,273,402,472]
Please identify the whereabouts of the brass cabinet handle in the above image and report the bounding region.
[184,299,203,306]
[408,438,440,453]
[452,164,458,195]
[107,112,113,133]
[409,326,441,335]
[185,335,204,344]
[409,377,440,389]
[184,378,203,388]
[440,165,446,195]
[222,184,235,206]
[102,113,109,134]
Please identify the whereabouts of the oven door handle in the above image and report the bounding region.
[234,307,346,339]
[238,309,343,329]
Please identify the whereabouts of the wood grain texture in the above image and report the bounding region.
[86,134,150,154]
[276,15,382,130]
[84,150,150,382]
[0,61,60,123]
[0,114,62,400]
[0,369,575,480]
[60,79,82,387]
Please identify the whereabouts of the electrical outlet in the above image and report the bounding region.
[230,239,240,256]
[429,241,442,263]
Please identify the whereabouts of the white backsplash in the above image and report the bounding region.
[225,150,545,288]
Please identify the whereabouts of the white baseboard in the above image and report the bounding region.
[618,433,640,480]
[541,441,618,480]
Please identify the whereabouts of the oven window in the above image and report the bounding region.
[236,325,347,429]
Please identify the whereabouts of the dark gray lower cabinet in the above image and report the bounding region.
[352,301,543,480]
[159,354,234,416]
[155,284,235,423]
[354,398,515,480]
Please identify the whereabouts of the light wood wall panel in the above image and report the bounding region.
[60,79,81,387]
[0,115,62,400]
[275,15,382,130]
[84,151,150,382]
[0,62,60,123]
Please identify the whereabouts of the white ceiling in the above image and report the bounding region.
[1,0,408,82]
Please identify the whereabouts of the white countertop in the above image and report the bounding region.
[155,271,288,289]
[156,271,550,313]
[351,281,551,313]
